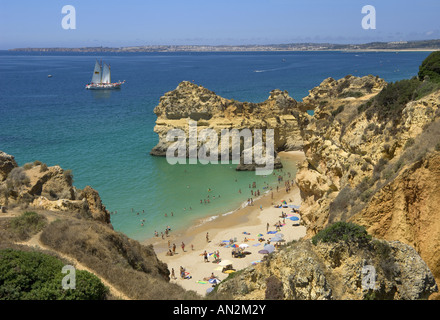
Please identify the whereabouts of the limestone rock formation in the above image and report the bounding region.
[0,152,110,224]
[150,81,305,170]
[0,151,18,181]
[216,239,438,300]
[350,151,440,298]
[294,74,440,298]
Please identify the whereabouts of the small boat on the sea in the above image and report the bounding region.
[85,60,125,90]
[47,75,52,78]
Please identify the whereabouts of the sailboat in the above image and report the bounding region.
[85,60,125,90]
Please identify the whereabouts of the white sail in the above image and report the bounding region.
[91,60,102,84]
[101,63,111,84]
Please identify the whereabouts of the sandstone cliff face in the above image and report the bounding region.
[350,152,440,298]
[0,153,110,224]
[216,239,437,300]
[293,75,440,298]
[150,81,305,170]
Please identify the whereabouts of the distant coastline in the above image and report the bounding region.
[7,39,440,53]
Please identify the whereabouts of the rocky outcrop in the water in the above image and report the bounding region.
[216,238,437,300]
[0,154,110,224]
[150,81,305,170]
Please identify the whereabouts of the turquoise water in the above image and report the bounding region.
[0,51,431,241]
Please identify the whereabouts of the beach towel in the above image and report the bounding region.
[197,281,207,284]
[253,243,261,246]
[267,231,278,234]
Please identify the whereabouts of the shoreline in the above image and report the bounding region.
[144,150,306,296]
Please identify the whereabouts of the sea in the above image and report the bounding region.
[0,50,431,241]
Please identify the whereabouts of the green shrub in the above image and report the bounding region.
[63,169,73,185]
[404,138,415,150]
[9,211,47,241]
[23,163,33,170]
[418,51,440,83]
[340,91,364,98]
[7,167,30,189]
[0,248,108,300]
[331,105,345,117]
[372,240,392,260]
[312,222,372,246]
[39,163,48,173]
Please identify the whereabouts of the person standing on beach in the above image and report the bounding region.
[173,243,176,254]
[206,232,210,243]
[181,242,185,252]
[171,268,176,280]
[203,250,209,262]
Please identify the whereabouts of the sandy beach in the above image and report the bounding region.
[144,151,306,296]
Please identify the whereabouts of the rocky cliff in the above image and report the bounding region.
[150,81,305,170]
[293,73,440,298]
[216,238,437,300]
[0,151,199,300]
[0,155,110,224]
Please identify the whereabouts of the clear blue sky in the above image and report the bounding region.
[0,0,439,49]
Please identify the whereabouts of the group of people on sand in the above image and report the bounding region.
[166,240,196,257]
[154,226,172,239]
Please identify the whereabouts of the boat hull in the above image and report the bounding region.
[85,81,125,90]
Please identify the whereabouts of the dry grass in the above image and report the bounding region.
[39,218,200,300]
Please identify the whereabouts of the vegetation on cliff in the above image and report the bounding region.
[295,52,440,299]
[311,221,371,246]
[418,51,440,83]
[0,153,200,300]
[0,248,108,300]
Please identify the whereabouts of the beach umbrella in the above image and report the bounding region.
[206,287,214,294]
[231,244,238,248]
[219,260,232,266]
[264,244,275,253]
[289,216,300,221]
[270,236,283,242]
[258,249,269,254]
[209,278,221,284]
[239,243,249,249]
[257,233,263,237]
[288,204,300,209]
[276,233,284,238]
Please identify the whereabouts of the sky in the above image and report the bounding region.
[0,0,439,49]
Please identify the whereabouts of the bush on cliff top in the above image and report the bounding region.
[312,222,371,246]
[0,248,108,300]
[418,51,440,83]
